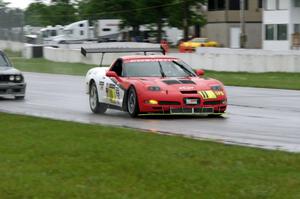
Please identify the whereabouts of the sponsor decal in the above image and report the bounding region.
[106,83,117,104]
[99,81,104,90]
[214,91,224,96]
[198,90,217,99]
[116,87,120,99]
[124,58,178,63]
[185,98,199,105]
[179,86,195,90]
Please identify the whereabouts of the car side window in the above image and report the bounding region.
[110,59,123,76]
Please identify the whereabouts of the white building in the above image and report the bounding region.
[263,0,300,50]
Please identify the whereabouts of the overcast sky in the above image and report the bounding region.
[5,0,50,9]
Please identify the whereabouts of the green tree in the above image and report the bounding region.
[75,0,207,42]
[0,0,9,8]
[76,0,147,39]
[168,0,206,40]
[25,3,51,26]
[25,1,77,26]
[47,1,78,25]
[143,0,173,42]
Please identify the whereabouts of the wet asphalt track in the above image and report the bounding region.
[0,72,300,152]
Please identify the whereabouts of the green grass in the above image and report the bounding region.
[5,50,300,90]
[12,58,96,76]
[3,49,22,58]
[0,112,300,199]
[205,70,300,90]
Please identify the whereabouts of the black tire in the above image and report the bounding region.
[127,87,139,118]
[15,96,25,100]
[89,81,107,113]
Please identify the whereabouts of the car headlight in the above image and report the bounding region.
[9,75,15,81]
[210,85,223,91]
[15,75,22,82]
[148,86,161,91]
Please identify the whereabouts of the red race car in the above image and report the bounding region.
[82,46,227,117]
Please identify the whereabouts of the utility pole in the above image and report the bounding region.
[240,0,247,48]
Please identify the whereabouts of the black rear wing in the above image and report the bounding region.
[81,45,166,57]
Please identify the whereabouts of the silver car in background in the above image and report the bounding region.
[0,50,26,99]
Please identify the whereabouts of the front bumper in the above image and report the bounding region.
[0,82,26,98]
[138,91,227,115]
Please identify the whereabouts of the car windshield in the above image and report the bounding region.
[123,60,196,77]
[0,54,10,67]
[190,38,208,43]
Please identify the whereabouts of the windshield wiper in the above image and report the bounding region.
[172,61,196,77]
[158,61,166,78]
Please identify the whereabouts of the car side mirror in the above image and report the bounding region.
[106,71,122,82]
[195,69,205,76]
[106,71,118,78]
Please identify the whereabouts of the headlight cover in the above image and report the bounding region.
[210,85,223,91]
[9,75,23,82]
[9,75,15,81]
[15,75,22,82]
[148,86,161,91]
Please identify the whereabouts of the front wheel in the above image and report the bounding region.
[89,82,107,113]
[127,87,139,118]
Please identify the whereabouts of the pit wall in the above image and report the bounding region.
[0,40,24,52]
[43,46,300,72]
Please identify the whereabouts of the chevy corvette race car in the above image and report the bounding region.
[82,46,227,117]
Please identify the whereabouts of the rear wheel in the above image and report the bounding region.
[127,87,139,117]
[89,82,107,113]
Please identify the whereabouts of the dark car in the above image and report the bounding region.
[0,50,26,99]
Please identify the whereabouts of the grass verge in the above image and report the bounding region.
[0,112,300,198]
[12,58,95,76]
[6,50,300,90]
[205,70,300,90]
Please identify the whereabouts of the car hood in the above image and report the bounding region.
[0,67,22,75]
[128,77,222,91]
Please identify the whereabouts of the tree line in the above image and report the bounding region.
[25,0,207,41]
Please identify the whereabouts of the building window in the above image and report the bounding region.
[258,0,263,8]
[278,0,289,9]
[265,24,288,40]
[266,0,276,10]
[208,0,225,10]
[229,0,240,10]
[266,0,289,10]
[265,24,275,40]
[295,0,300,7]
[208,0,215,10]
[277,24,288,40]
[229,0,248,10]
[294,24,300,33]
[217,0,226,10]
